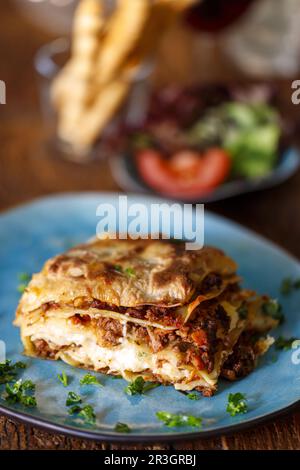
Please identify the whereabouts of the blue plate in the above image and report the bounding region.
[0,192,300,441]
[110,147,300,203]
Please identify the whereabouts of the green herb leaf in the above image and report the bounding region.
[21,379,35,391]
[226,393,248,417]
[114,422,131,433]
[57,371,68,387]
[17,273,31,293]
[156,411,202,428]
[17,284,28,293]
[124,376,159,396]
[68,405,82,415]
[274,336,298,351]
[280,278,293,295]
[5,379,36,407]
[124,267,135,277]
[21,395,37,407]
[18,272,31,282]
[80,373,102,387]
[69,404,96,424]
[271,354,278,363]
[78,405,96,424]
[113,265,123,273]
[66,391,82,406]
[262,299,284,323]
[0,360,26,384]
[237,304,248,320]
[280,277,300,295]
[15,362,26,369]
[112,375,123,380]
[143,382,160,393]
[113,265,135,277]
[124,376,145,395]
[187,392,200,401]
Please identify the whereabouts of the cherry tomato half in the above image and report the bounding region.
[136,148,231,199]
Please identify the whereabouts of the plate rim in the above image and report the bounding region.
[0,399,299,443]
[1,191,300,442]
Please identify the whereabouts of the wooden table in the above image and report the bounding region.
[1,1,300,450]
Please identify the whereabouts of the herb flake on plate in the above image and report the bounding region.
[80,373,102,387]
[124,376,160,396]
[156,411,202,428]
[274,336,298,351]
[17,272,31,293]
[114,422,131,433]
[5,379,36,407]
[186,392,200,401]
[68,404,96,424]
[57,371,68,387]
[124,267,135,277]
[237,304,248,320]
[262,299,284,323]
[226,393,248,417]
[66,391,82,406]
[280,277,300,295]
[0,360,26,384]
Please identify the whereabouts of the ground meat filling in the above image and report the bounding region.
[36,275,236,374]
[33,339,60,359]
[96,317,123,346]
[67,300,231,374]
[221,331,258,380]
[88,299,181,328]
[182,303,230,372]
[200,272,222,293]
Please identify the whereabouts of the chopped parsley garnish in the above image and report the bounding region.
[68,405,81,414]
[113,265,123,273]
[262,299,284,324]
[237,304,248,320]
[156,411,202,428]
[143,382,160,393]
[114,422,131,433]
[14,361,26,369]
[0,360,26,384]
[68,404,96,424]
[280,278,293,295]
[186,392,200,401]
[5,379,36,407]
[17,284,28,293]
[271,354,278,363]
[124,267,135,277]
[17,272,31,293]
[113,265,135,277]
[124,376,160,396]
[18,272,31,282]
[112,375,123,379]
[80,373,102,387]
[66,391,82,406]
[66,391,96,424]
[226,393,248,417]
[57,371,68,387]
[280,277,300,295]
[274,336,298,351]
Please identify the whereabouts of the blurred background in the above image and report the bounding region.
[0,0,300,254]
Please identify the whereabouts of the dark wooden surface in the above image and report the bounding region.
[1,1,300,450]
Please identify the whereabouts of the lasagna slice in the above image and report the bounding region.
[15,239,279,396]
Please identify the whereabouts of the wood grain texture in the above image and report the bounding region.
[0,1,300,450]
